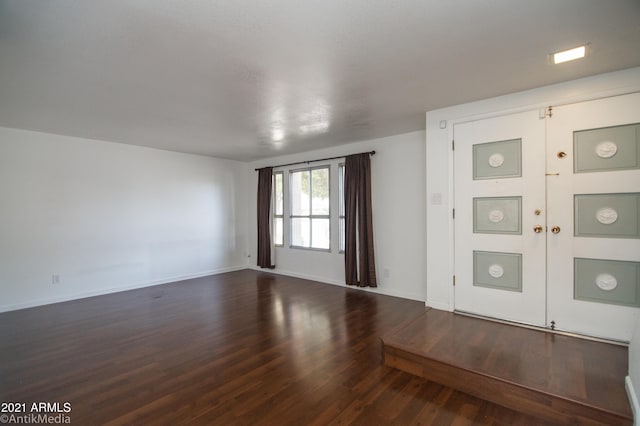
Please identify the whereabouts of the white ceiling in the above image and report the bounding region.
[1,1,639,161]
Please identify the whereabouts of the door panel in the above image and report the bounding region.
[546,93,640,341]
[574,193,640,239]
[573,123,640,173]
[473,196,522,234]
[454,93,640,341]
[473,138,522,179]
[573,258,640,307]
[454,111,546,326]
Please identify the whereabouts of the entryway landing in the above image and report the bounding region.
[381,308,632,425]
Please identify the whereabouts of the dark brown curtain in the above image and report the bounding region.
[344,153,377,287]
[257,167,275,269]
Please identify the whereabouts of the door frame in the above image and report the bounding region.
[440,86,640,316]
[447,90,640,341]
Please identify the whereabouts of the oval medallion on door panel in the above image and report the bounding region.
[488,153,505,168]
[488,264,505,278]
[596,141,618,159]
[596,207,618,225]
[595,273,618,291]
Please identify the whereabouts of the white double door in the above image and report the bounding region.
[454,93,640,341]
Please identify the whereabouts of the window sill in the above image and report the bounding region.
[289,245,331,253]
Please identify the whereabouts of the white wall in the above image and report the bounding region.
[425,66,640,311]
[0,127,248,311]
[247,130,426,301]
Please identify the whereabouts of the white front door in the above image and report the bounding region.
[546,93,640,341]
[454,110,547,326]
[453,93,640,341]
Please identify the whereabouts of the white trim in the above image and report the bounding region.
[426,300,453,311]
[0,266,246,313]
[448,119,456,312]
[440,74,640,129]
[626,376,639,426]
[249,265,425,302]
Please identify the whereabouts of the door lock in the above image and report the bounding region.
[533,225,543,233]
[551,226,561,234]
[557,151,567,158]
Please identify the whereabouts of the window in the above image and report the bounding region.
[289,166,330,250]
[273,171,284,246]
[339,164,345,252]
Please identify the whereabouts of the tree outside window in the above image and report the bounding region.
[290,166,330,250]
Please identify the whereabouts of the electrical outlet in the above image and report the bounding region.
[51,275,60,284]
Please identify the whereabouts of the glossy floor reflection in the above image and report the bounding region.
[1,270,542,424]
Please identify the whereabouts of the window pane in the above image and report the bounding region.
[311,218,330,250]
[311,168,329,215]
[291,171,310,216]
[291,217,310,247]
[274,173,283,216]
[339,218,345,252]
[274,218,283,246]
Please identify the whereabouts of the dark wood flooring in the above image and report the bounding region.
[382,309,632,425]
[0,270,571,424]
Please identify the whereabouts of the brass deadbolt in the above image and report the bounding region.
[557,151,567,158]
[534,209,541,216]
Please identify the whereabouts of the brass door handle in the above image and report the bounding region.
[551,226,561,234]
[533,225,543,233]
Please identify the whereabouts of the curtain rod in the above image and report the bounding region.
[255,150,375,171]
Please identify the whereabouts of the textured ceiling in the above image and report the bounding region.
[1,0,639,161]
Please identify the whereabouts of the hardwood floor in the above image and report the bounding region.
[2,270,551,424]
[382,310,632,425]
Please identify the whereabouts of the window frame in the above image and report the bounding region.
[338,163,345,253]
[288,165,331,251]
[272,171,284,247]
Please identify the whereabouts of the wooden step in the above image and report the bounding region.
[381,309,632,425]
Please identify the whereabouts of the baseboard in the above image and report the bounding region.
[0,265,246,313]
[626,376,639,425]
[250,265,425,302]
[426,299,453,311]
